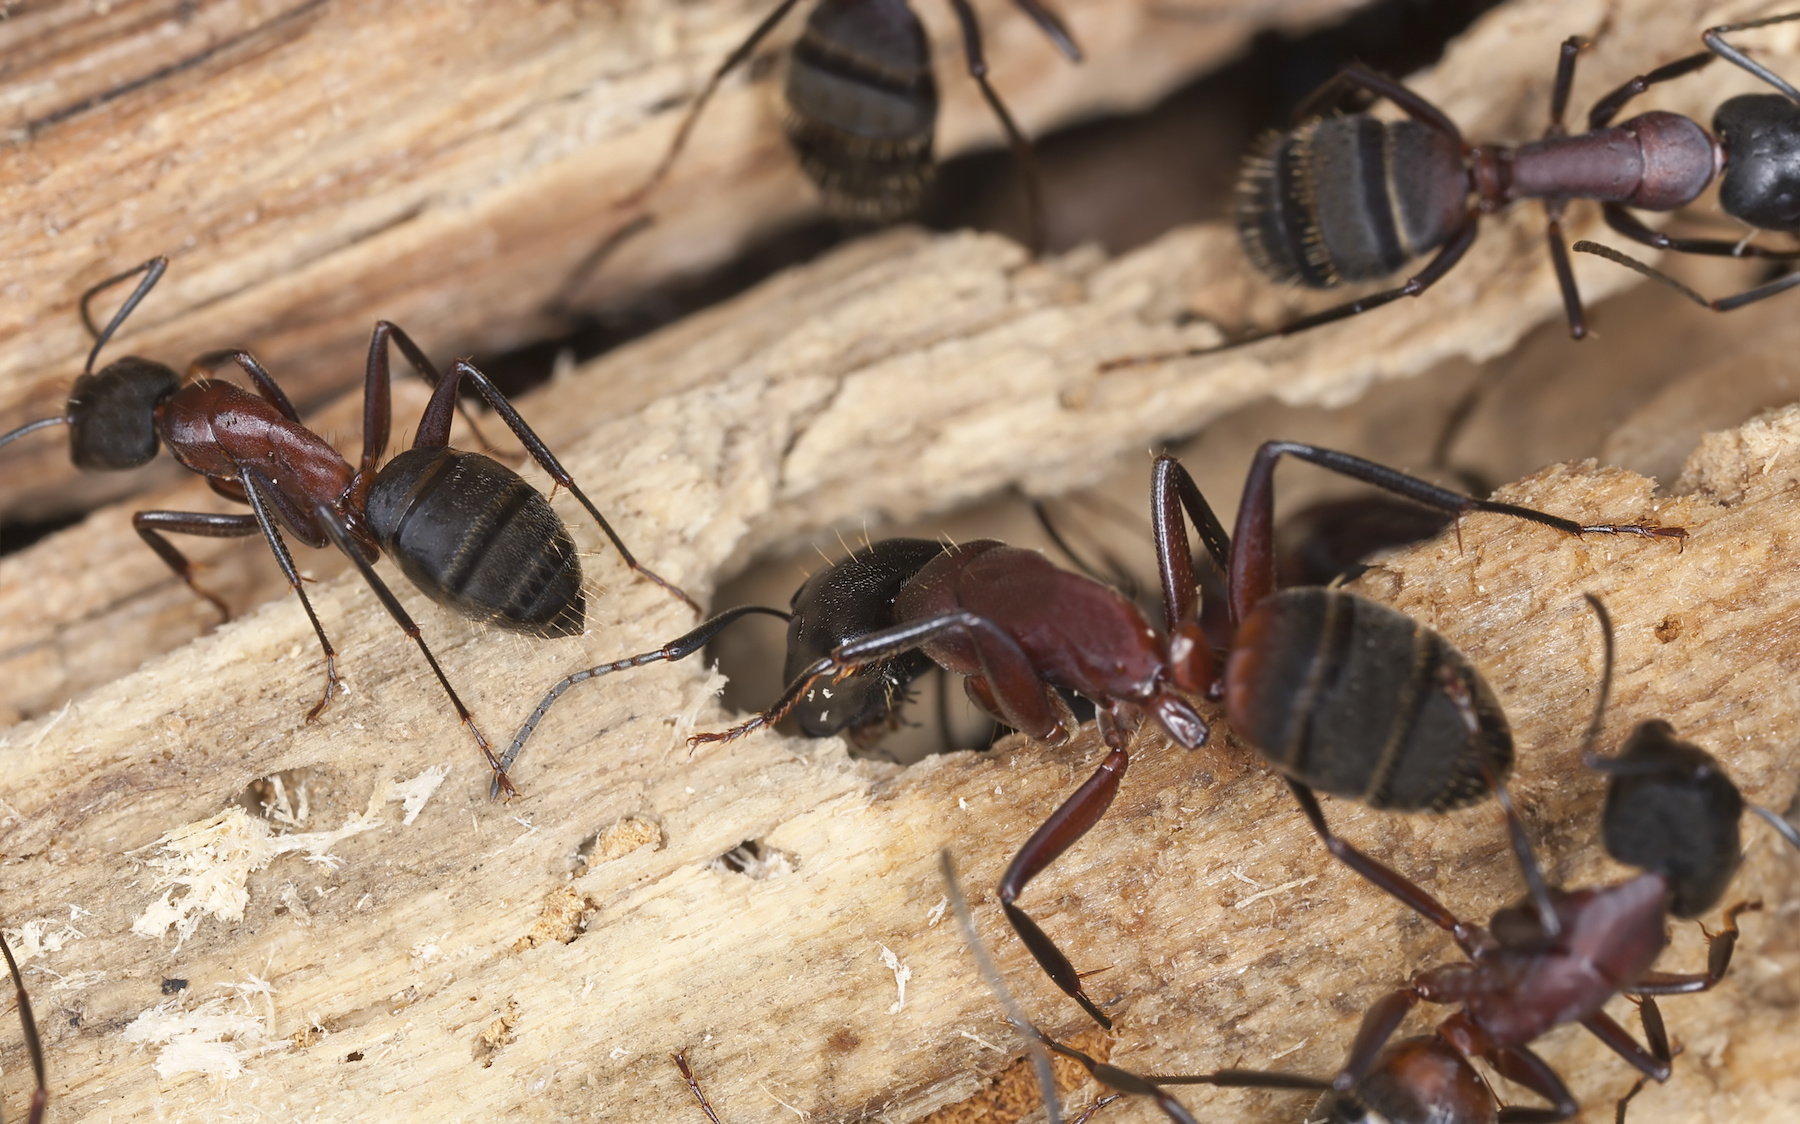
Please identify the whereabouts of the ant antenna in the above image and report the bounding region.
[78,256,169,375]
[1704,12,1800,105]
[0,931,47,1124]
[940,850,1065,1124]
[1578,592,1615,766]
[0,417,70,453]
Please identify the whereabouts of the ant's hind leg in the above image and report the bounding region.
[132,511,261,620]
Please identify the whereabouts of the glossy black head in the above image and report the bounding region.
[785,537,948,739]
[783,0,939,221]
[1715,93,1800,232]
[65,357,181,470]
[366,448,585,638]
[1598,719,1743,918]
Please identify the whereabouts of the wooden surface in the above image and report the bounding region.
[1,365,1798,1123]
[7,0,1796,723]
[0,0,1365,522]
[3,0,1800,1120]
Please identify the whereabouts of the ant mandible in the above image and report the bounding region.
[0,257,697,796]
[1104,16,1800,367]
[501,440,1684,1025]
[623,0,1081,248]
[976,594,1795,1124]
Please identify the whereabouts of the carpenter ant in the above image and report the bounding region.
[0,932,46,1124]
[1572,13,1800,311]
[509,440,1683,1024]
[0,257,695,796]
[623,0,1081,247]
[981,595,1790,1124]
[1104,16,1800,368]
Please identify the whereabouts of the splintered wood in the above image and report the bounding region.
[8,0,1797,723]
[2,384,1799,1124]
[3,1,1800,1122]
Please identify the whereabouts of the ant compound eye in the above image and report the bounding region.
[67,358,180,470]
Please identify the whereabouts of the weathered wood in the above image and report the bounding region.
[1,360,1797,1123]
[0,0,1367,521]
[7,0,1794,723]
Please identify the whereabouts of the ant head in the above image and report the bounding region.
[66,356,181,470]
[1713,94,1800,233]
[1595,720,1744,919]
[785,538,947,738]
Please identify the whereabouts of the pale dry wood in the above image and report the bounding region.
[0,0,1365,521]
[1,346,1799,1124]
[7,0,1796,721]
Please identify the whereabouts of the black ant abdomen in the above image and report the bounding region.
[1237,117,1467,288]
[366,447,585,640]
[784,0,939,222]
[783,536,947,738]
[1227,587,1511,814]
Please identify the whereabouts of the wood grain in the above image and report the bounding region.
[1,357,1796,1123]
[0,0,1365,521]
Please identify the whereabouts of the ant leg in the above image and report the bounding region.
[1748,803,1800,851]
[998,743,1130,1027]
[1291,65,1462,140]
[78,256,168,374]
[1033,500,1140,600]
[1546,37,1586,135]
[946,0,1051,254]
[673,1051,724,1124]
[622,0,809,208]
[132,511,261,619]
[690,610,1066,745]
[1100,215,1480,369]
[1705,13,1800,105]
[0,932,48,1124]
[357,322,511,484]
[240,472,345,722]
[1629,899,1764,993]
[312,502,518,798]
[421,357,700,614]
[1007,0,1081,59]
[1226,440,1686,622]
[1150,455,1232,638]
[493,605,791,798]
[941,851,1074,1124]
[1580,1004,1672,1083]
[1487,1044,1578,1123]
[1601,204,1800,260]
[189,349,301,423]
[1573,239,1800,312]
[1285,782,1488,956]
[1544,198,1587,338]
[1587,51,1714,129]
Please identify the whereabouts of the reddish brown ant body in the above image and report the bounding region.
[0,258,694,795]
[502,441,1682,1024]
[965,595,1796,1124]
